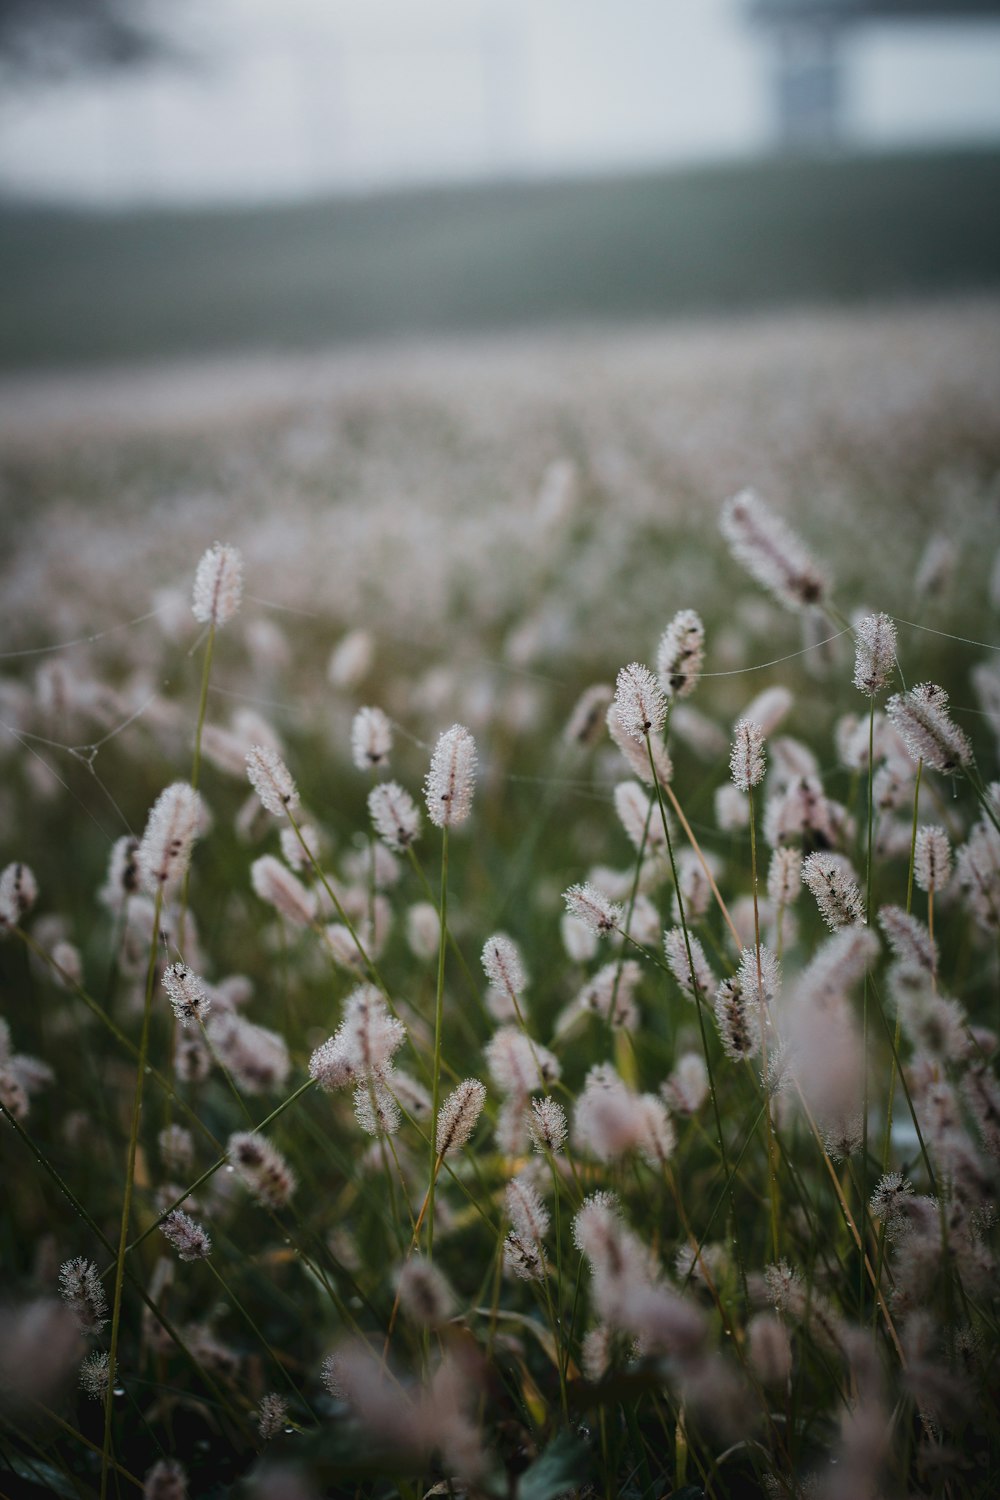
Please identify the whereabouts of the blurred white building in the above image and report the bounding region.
[0,0,998,203]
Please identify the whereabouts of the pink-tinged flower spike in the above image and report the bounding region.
[354,1079,401,1137]
[328,627,373,688]
[481,933,527,1005]
[191,541,243,627]
[227,1130,297,1210]
[606,704,674,786]
[573,1064,644,1163]
[0,862,37,933]
[160,1209,212,1262]
[738,943,781,1010]
[662,1052,708,1115]
[878,905,936,975]
[257,1393,288,1441]
[309,984,406,1088]
[914,826,951,894]
[657,610,705,700]
[715,783,749,832]
[137,784,205,898]
[614,781,670,855]
[143,1457,189,1500]
[425,724,477,829]
[767,847,802,907]
[956,821,1000,933]
[503,1231,546,1282]
[59,1258,108,1335]
[351,706,393,772]
[885,683,972,774]
[506,1174,550,1246]
[613,662,666,741]
[570,959,643,1031]
[395,1257,456,1328]
[869,1171,913,1238]
[245,744,299,817]
[636,1093,676,1168]
[99,836,141,912]
[206,1012,290,1095]
[915,532,956,598]
[563,881,623,937]
[527,1096,567,1154]
[720,489,829,612]
[162,963,211,1028]
[853,612,897,697]
[802,852,866,930]
[730,719,766,792]
[663,927,716,1000]
[436,1078,486,1157]
[747,1314,792,1387]
[486,1027,560,1095]
[739,685,792,739]
[369,781,421,852]
[564,683,614,746]
[250,855,316,926]
[159,1125,193,1175]
[503,1175,550,1281]
[714,975,759,1061]
[80,1351,113,1402]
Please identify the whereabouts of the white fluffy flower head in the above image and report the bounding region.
[656,610,705,701]
[192,542,244,627]
[245,744,299,817]
[730,719,766,792]
[613,662,666,742]
[853,612,897,697]
[137,784,205,898]
[351,706,393,772]
[424,724,477,829]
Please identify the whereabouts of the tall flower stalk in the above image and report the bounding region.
[100,887,161,1500]
[422,725,477,1258]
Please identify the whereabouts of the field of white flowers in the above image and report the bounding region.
[1,298,1000,1500]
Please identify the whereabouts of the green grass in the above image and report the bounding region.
[1,298,999,1495]
[1,148,999,367]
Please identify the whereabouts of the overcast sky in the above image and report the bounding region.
[2,0,999,204]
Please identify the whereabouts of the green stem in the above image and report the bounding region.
[906,761,924,918]
[15,925,216,1150]
[750,785,780,1262]
[884,759,922,1171]
[540,1261,569,1422]
[644,731,747,1300]
[406,844,488,1037]
[861,696,875,1311]
[125,1078,316,1257]
[427,826,449,1260]
[205,1258,317,1421]
[0,1098,252,1439]
[286,806,385,993]
[191,621,215,791]
[607,796,653,1026]
[22,1398,145,1491]
[100,886,162,1500]
[177,620,215,958]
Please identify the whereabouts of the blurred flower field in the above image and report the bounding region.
[1,298,1000,1499]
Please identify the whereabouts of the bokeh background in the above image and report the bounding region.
[1,0,998,672]
[1,0,1000,366]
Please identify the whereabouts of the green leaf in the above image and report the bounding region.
[516,1430,591,1500]
[0,1452,82,1499]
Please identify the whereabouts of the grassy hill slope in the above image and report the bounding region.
[1,149,999,367]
